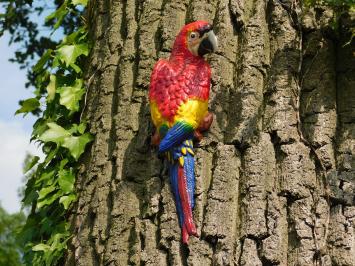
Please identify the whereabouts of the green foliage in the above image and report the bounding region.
[1,0,92,265]
[0,204,26,266]
[15,98,41,115]
[304,0,355,41]
[0,0,84,87]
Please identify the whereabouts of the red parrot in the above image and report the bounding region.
[149,21,217,244]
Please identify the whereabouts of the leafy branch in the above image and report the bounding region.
[9,0,92,264]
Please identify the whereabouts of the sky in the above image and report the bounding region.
[0,33,43,213]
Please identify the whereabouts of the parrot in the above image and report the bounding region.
[149,21,218,244]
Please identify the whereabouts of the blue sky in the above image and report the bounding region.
[0,33,42,213]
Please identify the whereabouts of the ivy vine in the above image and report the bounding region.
[15,0,92,265]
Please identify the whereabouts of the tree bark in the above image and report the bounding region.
[66,0,354,265]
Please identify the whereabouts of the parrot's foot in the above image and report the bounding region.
[194,130,203,142]
[194,112,213,142]
[199,112,213,132]
[151,131,160,146]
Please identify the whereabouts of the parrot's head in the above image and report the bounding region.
[172,20,218,58]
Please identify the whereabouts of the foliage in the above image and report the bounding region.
[304,0,355,41]
[0,0,83,87]
[0,204,26,266]
[1,0,92,265]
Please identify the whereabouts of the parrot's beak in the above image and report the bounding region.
[198,30,218,57]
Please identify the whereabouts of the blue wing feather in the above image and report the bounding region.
[159,121,193,152]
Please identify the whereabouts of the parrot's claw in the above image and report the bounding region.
[198,112,213,132]
[194,112,213,142]
[194,130,203,142]
[151,131,160,146]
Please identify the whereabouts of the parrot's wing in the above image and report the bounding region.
[159,121,194,152]
[185,62,211,101]
[149,59,180,120]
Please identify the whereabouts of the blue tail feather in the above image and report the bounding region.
[183,154,195,208]
[168,138,195,231]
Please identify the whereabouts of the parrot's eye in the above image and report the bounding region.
[190,32,198,39]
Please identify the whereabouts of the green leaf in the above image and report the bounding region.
[35,170,56,186]
[45,1,68,30]
[39,123,70,144]
[46,75,56,102]
[15,98,40,115]
[38,185,56,200]
[32,243,50,252]
[70,62,82,73]
[59,159,69,169]
[62,133,94,160]
[78,122,87,134]
[63,27,87,44]
[22,177,38,207]
[33,49,53,73]
[23,156,40,174]
[57,44,89,67]
[58,169,75,193]
[32,119,48,139]
[59,194,76,209]
[37,191,62,209]
[72,0,88,6]
[58,79,85,111]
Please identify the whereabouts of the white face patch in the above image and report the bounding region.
[187,31,200,56]
[187,29,218,57]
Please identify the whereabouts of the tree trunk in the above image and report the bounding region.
[65,0,354,265]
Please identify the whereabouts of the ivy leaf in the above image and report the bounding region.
[59,194,76,209]
[58,169,75,194]
[37,185,58,209]
[46,1,68,30]
[38,185,56,200]
[57,44,89,67]
[33,49,53,73]
[32,119,48,139]
[39,123,70,144]
[72,0,88,7]
[58,79,85,111]
[70,62,82,73]
[78,122,87,134]
[37,191,62,209]
[46,75,56,102]
[23,156,40,174]
[35,170,56,187]
[63,27,87,44]
[62,133,94,160]
[22,176,38,207]
[32,243,50,252]
[15,98,40,115]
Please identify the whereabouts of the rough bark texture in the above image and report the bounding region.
[66,0,354,265]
